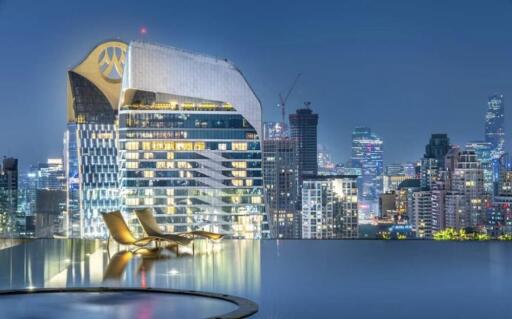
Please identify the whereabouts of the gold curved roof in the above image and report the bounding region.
[67,40,128,123]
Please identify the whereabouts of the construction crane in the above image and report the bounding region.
[278,73,302,128]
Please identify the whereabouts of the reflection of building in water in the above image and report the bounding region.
[0,239,261,299]
[0,239,103,289]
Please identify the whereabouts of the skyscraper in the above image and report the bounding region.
[0,157,18,236]
[449,150,486,229]
[465,141,493,194]
[301,175,358,239]
[64,40,127,238]
[289,106,319,179]
[485,94,505,158]
[421,134,450,189]
[34,159,66,238]
[351,127,383,219]
[263,137,298,238]
[118,41,266,239]
[485,94,505,185]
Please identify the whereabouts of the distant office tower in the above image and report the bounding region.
[36,159,66,190]
[289,106,319,178]
[490,168,512,235]
[35,159,66,238]
[263,122,288,140]
[301,175,358,239]
[0,158,18,235]
[64,40,127,238]
[396,179,420,225]
[485,94,505,158]
[379,192,397,220]
[424,134,450,167]
[318,144,335,176]
[485,94,505,184]
[118,41,266,239]
[412,190,433,238]
[385,163,405,176]
[421,134,450,189]
[449,150,486,229]
[17,166,38,236]
[351,127,383,219]
[263,138,298,238]
[465,141,493,194]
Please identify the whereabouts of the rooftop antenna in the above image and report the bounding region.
[304,101,311,109]
[278,73,302,131]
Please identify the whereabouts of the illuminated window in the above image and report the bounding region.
[152,142,165,151]
[232,142,247,151]
[251,196,262,204]
[232,161,247,169]
[126,162,138,169]
[167,152,174,159]
[194,142,205,150]
[144,171,154,178]
[232,170,247,177]
[177,161,191,169]
[125,152,138,160]
[245,179,253,186]
[218,143,227,151]
[126,142,139,150]
[176,142,193,151]
[232,179,244,187]
[144,152,154,159]
[144,198,154,205]
[156,161,166,169]
[126,198,139,206]
[142,142,151,151]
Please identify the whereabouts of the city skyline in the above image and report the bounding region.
[1,0,512,166]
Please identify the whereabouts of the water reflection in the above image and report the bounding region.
[0,239,261,302]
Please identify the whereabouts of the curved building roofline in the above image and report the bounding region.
[121,41,262,137]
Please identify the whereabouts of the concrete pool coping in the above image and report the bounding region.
[0,287,258,319]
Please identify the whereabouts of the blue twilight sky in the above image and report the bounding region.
[0,0,512,167]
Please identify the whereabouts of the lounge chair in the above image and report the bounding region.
[135,208,224,242]
[101,211,155,247]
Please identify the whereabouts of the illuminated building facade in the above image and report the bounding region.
[35,159,67,238]
[485,94,505,183]
[64,40,127,238]
[263,137,298,239]
[289,107,318,179]
[0,158,18,235]
[301,175,358,239]
[263,122,288,140]
[465,141,493,194]
[118,41,266,239]
[351,127,383,219]
[450,150,486,229]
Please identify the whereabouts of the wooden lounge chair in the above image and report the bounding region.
[102,211,192,247]
[101,211,155,247]
[135,208,224,242]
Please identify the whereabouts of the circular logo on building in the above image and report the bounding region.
[98,44,126,82]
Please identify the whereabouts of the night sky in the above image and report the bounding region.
[1,0,512,167]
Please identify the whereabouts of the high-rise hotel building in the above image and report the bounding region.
[118,42,266,239]
[64,40,127,238]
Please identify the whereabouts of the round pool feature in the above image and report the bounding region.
[0,287,258,319]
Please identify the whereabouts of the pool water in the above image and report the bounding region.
[1,239,512,318]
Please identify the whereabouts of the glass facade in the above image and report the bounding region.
[65,123,118,238]
[119,96,265,238]
[301,175,358,239]
[351,127,383,220]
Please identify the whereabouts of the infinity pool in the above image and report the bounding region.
[1,239,512,318]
